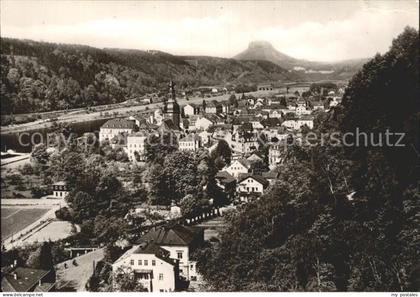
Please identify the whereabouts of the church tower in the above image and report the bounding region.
[163,80,181,129]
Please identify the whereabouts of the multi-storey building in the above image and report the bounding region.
[112,242,179,292]
[99,119,136,143]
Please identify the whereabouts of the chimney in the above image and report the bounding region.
[14,260,17,267]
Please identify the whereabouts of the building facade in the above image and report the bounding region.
[99,119,136,143]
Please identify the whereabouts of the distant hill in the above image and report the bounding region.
[0,38,301,114]
[234,41,368,80]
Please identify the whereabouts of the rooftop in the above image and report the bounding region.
[141,224,203,247]
[180,133,201,142]
[1,267,52,292]
[101,118,136,129]
[238,174,270,188]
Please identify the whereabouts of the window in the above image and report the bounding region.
[152,260,156,266]
[177,252,183,259]
[130,260,134,266]
[144,260,148,266]
[138,260,142,265]
[159,273,164,280]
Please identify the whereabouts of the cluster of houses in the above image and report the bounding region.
[98,80,342,202]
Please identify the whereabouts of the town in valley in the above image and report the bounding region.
[1,0,419,293]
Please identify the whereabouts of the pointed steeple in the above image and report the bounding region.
[163,80,181,129]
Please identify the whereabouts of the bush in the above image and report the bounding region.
[20,163,34,175]
[55,207,73,221]
[15,183,27,191]
[31,186,47,198]
[7,173,24,185]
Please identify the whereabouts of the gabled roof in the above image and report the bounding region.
[215,171,236,184]
[53,181,66,186]
[247,152,264,162]
[180,133,201,142]
[1,267,52,292]
[203,114,223,122]
[160,119,180,131]
[238,174,270,188]
[137,118,158,130]
[141,224,203,247]
[114,242,176,266]
[232,158,252,169]
[260,118,282,128]
[184,103,198,108]
[101,118,136,129]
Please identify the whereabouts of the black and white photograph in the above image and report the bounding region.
[0,0,419,294]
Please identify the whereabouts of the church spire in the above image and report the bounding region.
[168,80,176,102]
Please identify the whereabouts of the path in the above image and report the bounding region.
[55,248,104,292]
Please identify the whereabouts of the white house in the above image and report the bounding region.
[154,109,164,125]
[282,118,314,130]
[126,132,149,162]
[312,102,325,111]
[52,181,69,198]
[179,134,202,152]
[183,104,200,117]
[205,102,222,114]
[269,144,286,168]
[198,130,212,145]
[99,119,136,143]
[223,159,251,178]
[112,242,178,292]
[195,116,215,131]
[296,105,311,116]
[237,175,269,202]
[142,225,204,281]
[230,130,259,155]
[297,118,314,129]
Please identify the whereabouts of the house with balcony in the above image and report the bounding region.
[112,242,179,292]
[141,225,204,281]
[236,174,269,202]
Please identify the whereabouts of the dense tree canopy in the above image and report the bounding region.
[195,27,419,292]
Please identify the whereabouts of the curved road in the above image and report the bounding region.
[1,89,277,135]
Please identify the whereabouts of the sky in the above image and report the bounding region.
[1,0,418,62]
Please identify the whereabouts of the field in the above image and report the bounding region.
[1,207,49,240]
[23,221,76,244]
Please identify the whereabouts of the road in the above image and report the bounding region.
[55,248,105,291]
[0,90,277,135]
[1,94,230,134]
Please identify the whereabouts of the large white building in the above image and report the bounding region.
[141,225,204,281]
[237,175,269,202]
[126,132,149,162]
[99,119,136,143]
[112,242,179,292]
[194,116,215,131]
[223,159,252,178]
[179,134,202,152]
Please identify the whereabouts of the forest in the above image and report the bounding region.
[194,27,419,291]
[0,38,300,114]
